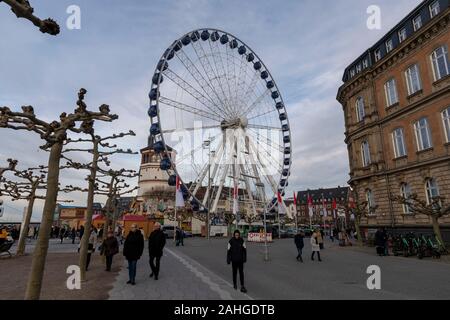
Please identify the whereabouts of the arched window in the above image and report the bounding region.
[425,178,439,205]
[355,97,365,122]
[442,106,450,143]
[400,183,412,214]
[366,189,375,213]
[430,45,449,81]
[361,141,371,167]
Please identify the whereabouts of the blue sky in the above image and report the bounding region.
[0,0,421,221]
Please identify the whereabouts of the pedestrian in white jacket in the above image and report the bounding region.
[310,231,322,261]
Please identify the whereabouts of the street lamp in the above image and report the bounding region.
[203,138,211,241]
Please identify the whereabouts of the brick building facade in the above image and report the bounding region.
[337,0,450,235]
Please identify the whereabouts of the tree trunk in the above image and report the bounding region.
[79,142,99,281]
[354,218,363,247]
[431,216,444,248]
[16,186,37,255]
[25,142,62,300]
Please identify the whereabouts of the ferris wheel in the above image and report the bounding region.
[148,28,292,218]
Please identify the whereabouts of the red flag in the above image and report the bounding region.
[332,198,337,210]
[277,191,285,214]
[175,175,184,207]
[307,193,313,217]
[233,183,238,215]
[293,192,297,204]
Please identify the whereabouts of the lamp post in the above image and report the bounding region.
[203,138,211,241]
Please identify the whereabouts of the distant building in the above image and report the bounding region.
[57,203,103,229]
[337,0,450,235]
[295,187,351,225]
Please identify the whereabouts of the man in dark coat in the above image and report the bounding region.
[227,230,247,293]
[123,224,144,285]
[148,222,166,280]
[101,230,119,271]
[374,228,386,256]
[294,230,305,262]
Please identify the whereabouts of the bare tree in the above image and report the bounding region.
[61,131,136,281]
[1,0,60,35]
[392,193,450,249]
[0,165,72,255]
[0,88,117,300]
[0,158,18,177]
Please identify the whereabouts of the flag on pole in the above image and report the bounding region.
[277,191,285,214]
[293,191,297,216]
[175,175,185,207]
[307,193,313,218]
[233,183,238,215]
[332,198,337,218]
[322,195,327,217]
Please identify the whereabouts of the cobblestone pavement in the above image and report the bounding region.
[108,241,251,300]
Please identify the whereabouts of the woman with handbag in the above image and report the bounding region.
[101,230,119,271]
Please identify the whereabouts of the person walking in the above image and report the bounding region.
[148,222,166,280]
[294,230,305,262]
[101,230,119,271]
[85,227,97,271]
[374,228,385,256]
[310,230,322,261]
[317,229,324,250]
[59,227,66,244]
[227,230,247,293]
[123,224,144,285]
[175,227,184,246]
[70,227,76,244]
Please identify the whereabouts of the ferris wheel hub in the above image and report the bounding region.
[220,116,248,130]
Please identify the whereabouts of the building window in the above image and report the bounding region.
[414,117,432,151]
[362,59,368,69]
[366,189,375,212]
[374,49,381,62]
[400,183,412,214]
[356,64,362,73]
[361,140,371,167]
[431,45,449,81]
[429,0,440,18]
[405,64,422,95]
[413,15,422,31]
[355,97,365,122]
[350,69,355,77]
[398,28,407,43]
[392,128,407,158]
[384,78,399,107]
[386,39,394,53]
[425,178,439,205]
[442,107,450,143]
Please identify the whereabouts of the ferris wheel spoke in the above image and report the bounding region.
[225,44,239,115]
[191,41,236,119]
[234,54,247,112]
[248,128,285,152]
[190,141,224,196]
[174,48,232,119]
[159,96,222,122]
[163,68,224,119]
[240,88,271,117]
[174,132,222,166]
[247,108,277,121]
[208,40,238,118]
[162,124,222,134]
[247,124,281,131]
